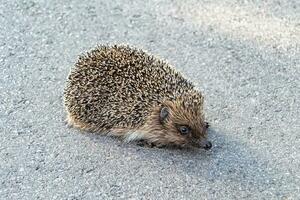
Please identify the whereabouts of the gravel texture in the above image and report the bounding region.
[0,0,299,199]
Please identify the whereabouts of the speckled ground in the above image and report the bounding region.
[0,0,299,199]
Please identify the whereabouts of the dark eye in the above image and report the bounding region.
[178,126,190,135]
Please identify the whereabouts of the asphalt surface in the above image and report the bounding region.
[1,0,300,199]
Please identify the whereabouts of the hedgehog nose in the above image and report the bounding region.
[200,140,212,150]
[204,141,212,150]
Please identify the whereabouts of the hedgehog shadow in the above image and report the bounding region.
[125,128,277,191]
[83,126,276,191]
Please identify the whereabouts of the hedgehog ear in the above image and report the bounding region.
[159,106,169,123]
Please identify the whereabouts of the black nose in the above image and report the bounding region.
[204,141,212,150]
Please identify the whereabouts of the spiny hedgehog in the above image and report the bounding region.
[64,44,212,149]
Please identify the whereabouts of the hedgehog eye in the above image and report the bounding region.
[178,126,190,135]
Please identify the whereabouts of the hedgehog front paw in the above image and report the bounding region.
[136,140,155,148]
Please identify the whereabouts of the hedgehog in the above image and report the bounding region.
[64,44,212,149]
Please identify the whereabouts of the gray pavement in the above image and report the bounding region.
[1,0,300,199]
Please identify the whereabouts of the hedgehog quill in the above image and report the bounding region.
[64,44,212,149]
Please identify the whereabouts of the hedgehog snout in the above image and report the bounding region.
[199,139,212,150]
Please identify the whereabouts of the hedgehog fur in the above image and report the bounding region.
[64,44,211,149]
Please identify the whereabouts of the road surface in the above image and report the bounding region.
[1,0,299,199]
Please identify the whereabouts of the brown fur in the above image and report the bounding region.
[64,44,209,147]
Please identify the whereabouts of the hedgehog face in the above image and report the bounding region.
[140,95,212,149]
[156,97,211,149]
